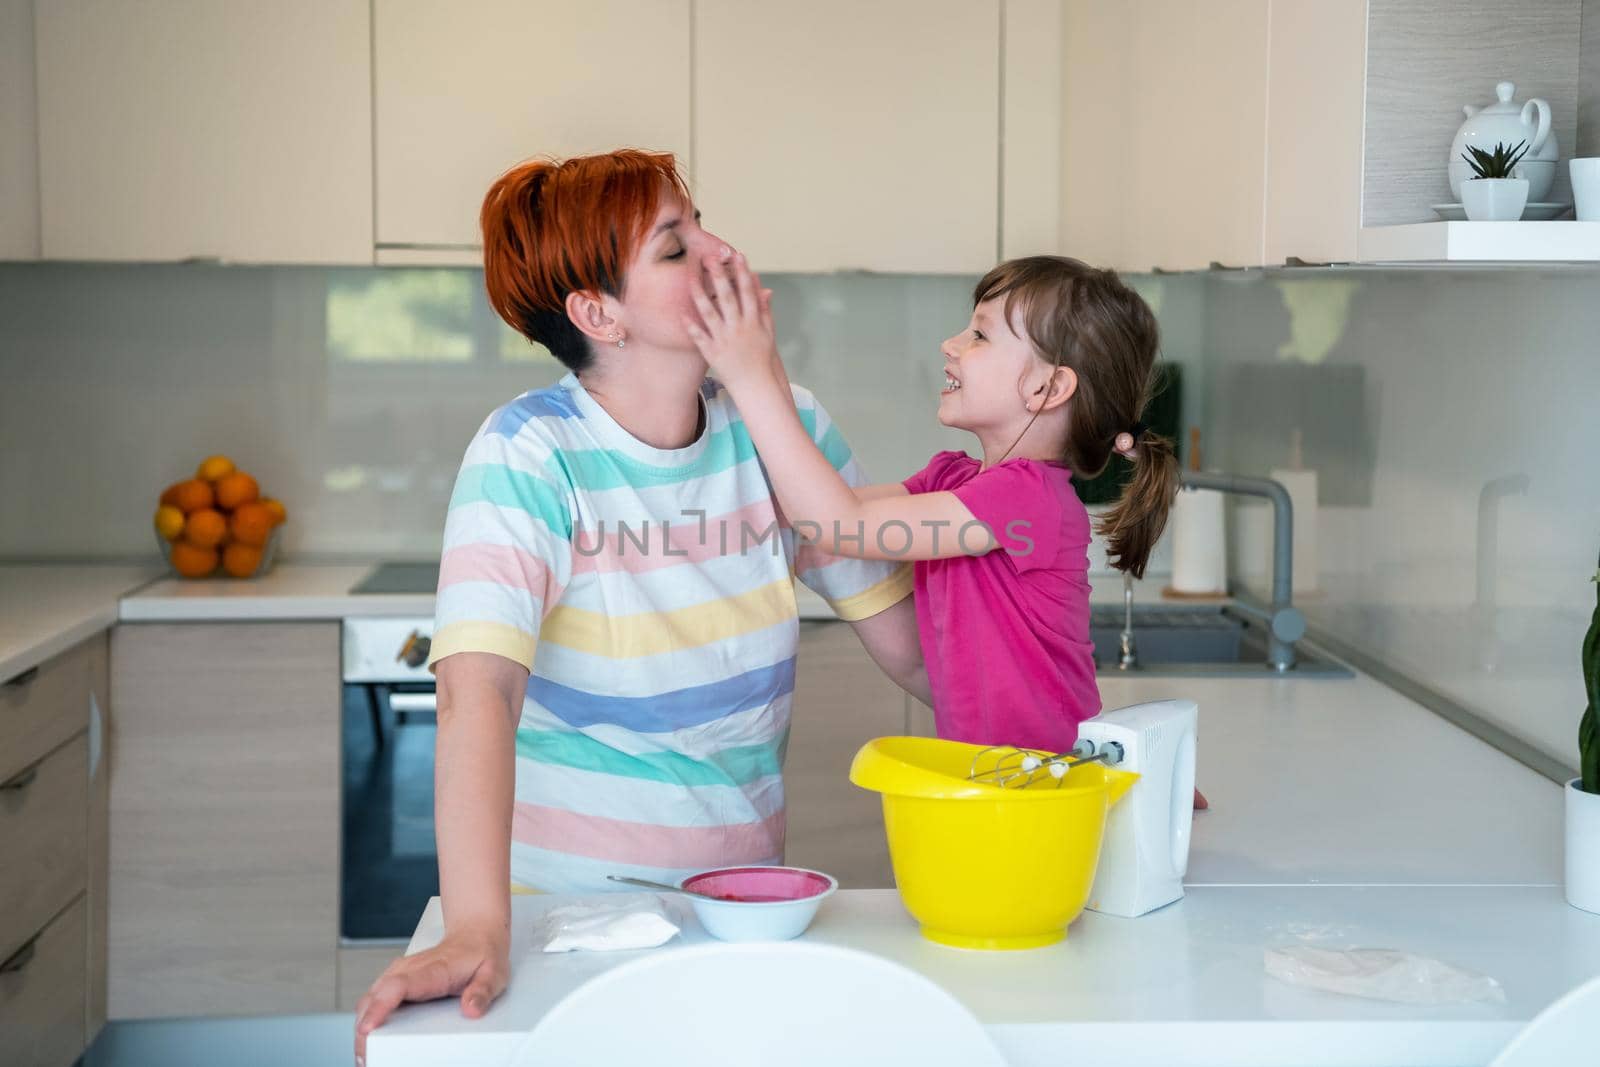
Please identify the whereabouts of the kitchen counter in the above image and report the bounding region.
[116,562,1198,624]
[118,561,846,621]
[370,886,1600,1067]
[0,562,161,681]
[119,562,434,621]
[1101,669,1562,887]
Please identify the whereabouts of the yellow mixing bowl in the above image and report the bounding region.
[849,736,1138,950]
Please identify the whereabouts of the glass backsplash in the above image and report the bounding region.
[2,260,1593,769]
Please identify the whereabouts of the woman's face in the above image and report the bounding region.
[612,191,734,354]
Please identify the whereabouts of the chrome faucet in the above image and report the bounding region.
[1118,571,1139,670]
[1179,471,1307,671]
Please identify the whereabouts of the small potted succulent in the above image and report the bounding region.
[1459,140,1531,221]
[1568,565,1600,914]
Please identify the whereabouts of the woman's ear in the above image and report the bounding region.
[1035,366,1078,412]
[565,289,621,347]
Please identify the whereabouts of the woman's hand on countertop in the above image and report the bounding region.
[353,923,509,1065]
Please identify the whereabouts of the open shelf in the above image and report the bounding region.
[1357,221,1600,264]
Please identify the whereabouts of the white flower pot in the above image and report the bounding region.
[1460,177,1529,221]
[1567,778,1600,914]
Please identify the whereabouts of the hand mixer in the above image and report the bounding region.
[966,699,1198,917]
[966,741,1124,788]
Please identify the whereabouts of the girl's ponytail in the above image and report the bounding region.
[1096,430,1178,580]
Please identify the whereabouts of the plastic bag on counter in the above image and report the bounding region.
[535,895,682,954]
[1264,946,1507,1005]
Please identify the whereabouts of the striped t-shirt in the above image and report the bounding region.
[428,372,911,893]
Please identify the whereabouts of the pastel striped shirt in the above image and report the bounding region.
[428,373,911,893]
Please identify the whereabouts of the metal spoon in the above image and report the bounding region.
[606,874,737,902]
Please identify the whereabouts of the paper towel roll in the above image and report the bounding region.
[1269,467,1319,594]
[1170,487,1227,595]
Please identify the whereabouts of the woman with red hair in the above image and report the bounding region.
[354,150,922,1052]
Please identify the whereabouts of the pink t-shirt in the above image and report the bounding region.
[902,450,1098,752]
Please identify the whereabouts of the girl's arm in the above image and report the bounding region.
[688,255,995,563]
[856,482,912,503]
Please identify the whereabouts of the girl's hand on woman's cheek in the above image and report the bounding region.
[685,252,780,388]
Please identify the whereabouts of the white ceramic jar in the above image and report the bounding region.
[1448,81,1557,202]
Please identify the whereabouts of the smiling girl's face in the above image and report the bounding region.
[937,297,1054,435]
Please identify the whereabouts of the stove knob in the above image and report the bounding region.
[397,631,432,669]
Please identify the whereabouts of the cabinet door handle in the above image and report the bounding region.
[0,936,36,974]
[0,765,38,792]
[2,666,38,689]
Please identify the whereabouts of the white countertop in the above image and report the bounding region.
[0,563,162,681]
[117,561,849,621]
[116,562,1189,624]
[119,563,434,621]
[370,886,1600,1067]
[1100,669,1562,887]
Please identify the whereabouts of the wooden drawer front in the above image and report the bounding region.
[0,642,91,783]
[0,735,89,960]
[0,895,88,1067]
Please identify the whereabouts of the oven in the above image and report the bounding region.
[341,616,440,943]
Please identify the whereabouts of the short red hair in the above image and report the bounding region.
[481,149,690,372]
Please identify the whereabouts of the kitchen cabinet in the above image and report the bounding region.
[693,0,1000,274]
[85,634,109,1042]
[1062,0,1271,272]
[107,622,340,1019]
[0,0,39,260]
[783,621,910,888]
[1261,0,1367,266]
[33,0,372,264]
[0,634,104,1067]
[373,0,691,255]
[1002,0,1065,260]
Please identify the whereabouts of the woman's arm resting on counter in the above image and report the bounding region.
[355,651,528,1062]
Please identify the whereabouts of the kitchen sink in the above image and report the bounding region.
[1089,604,1351,677]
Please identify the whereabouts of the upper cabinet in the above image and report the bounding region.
[372,0,691,255]
[1062,0,1273,273]
[1001,0,1065,260]
[1261,0,1367,266]
[23,0,1591,270]
[693,0,1000,274]
[0,0,40,260]
[33,1,373,264]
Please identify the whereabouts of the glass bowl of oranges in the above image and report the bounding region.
[153,455,288,579]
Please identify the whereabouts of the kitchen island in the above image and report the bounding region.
[371,885,1599,1067]
[365,656,1587,1067]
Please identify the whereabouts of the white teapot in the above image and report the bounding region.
[1448,81,1557,202]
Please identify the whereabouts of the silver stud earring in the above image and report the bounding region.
[616,336,626,349]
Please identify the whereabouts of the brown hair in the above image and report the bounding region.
[480,149,691,372]
[975,256,1177,579]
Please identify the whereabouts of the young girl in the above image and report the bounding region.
[685,253,1177,755]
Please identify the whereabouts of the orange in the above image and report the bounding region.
[184,508,228,548]
[154,506,185,541]
[169,541,218,578]
[159,482,184,507]
[222,542,264,578]
[169,478,214,514]
[196,454,236,482]
[229,503,275,548]
[259,498,288,527]
[214,471,260,510]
